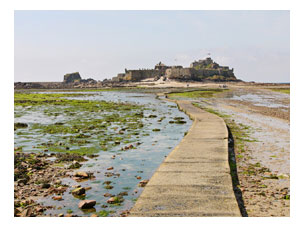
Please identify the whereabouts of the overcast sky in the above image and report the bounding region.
[14,10,290,82]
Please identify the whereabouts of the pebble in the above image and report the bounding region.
[104,193,114,197]
[138,179,149,187]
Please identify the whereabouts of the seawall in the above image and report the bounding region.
[129,100,241,216]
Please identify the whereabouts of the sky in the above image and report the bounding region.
[14,10,290,83]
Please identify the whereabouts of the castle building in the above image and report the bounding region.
[111,57,237,82]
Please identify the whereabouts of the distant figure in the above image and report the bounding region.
[187,84,189,87]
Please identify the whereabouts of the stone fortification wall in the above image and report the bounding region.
[111,57,238,82]
[165,68,194,80]
[124,70,161,81]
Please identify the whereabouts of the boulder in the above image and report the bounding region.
[78,200,96,209]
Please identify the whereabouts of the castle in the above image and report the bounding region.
[111,57,237,82]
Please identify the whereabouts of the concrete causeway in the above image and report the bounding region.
[129,100,241,217]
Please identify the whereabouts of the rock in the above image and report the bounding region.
[78,200,96,209]
[74,171,89,178]
[69,161,82,169]
[52,196,63,201]
[107,196,124,204]
[138,179,149,187]
[107,167,114,170]
[58,213,64,217]
[120,210,130,217]
[104,193,114,197]
[20,208,33,217]
[91,214,98,217]
[42,183,51,188]
[72,185,81,188]
[63,72,82,83]
[36,207,44,213]
[104,172,114,177]
[104,185,113,190]
[118,191,128,196]
[54,180,62,185]
[14,207,22,216]
[136,176,142,180]
[148,115,157,118]
[14,123,28,129]
[17,178,28,185]
[84,186,92,191]
[14,200,20,207]
[72,187,86,196]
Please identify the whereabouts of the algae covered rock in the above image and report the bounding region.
[72,187,86,196]
[14,123,28,129]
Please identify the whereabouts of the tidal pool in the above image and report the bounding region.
[14,91,192,216]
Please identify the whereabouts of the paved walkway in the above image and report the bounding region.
[129,100,241,217]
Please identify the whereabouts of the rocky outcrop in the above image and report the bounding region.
[63,72,82,83]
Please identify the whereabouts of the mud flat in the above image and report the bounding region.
[187,86,290,217]
[130,100,241,217]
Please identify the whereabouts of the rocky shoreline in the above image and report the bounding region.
[14,150,70,217]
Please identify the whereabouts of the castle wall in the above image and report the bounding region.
[166,68,194,80]
[124,70,160,81]
[111,57,237,82]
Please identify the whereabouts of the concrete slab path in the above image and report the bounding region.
[129,100,241,217]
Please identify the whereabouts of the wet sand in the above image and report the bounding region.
[202,87,290,216]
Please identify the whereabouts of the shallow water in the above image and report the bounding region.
[14,91,192,216]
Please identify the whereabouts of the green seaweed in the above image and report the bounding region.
[168,89,225,99]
